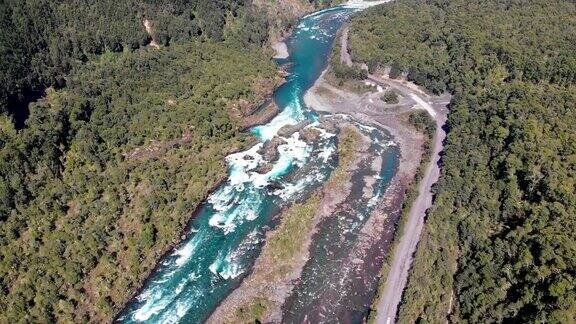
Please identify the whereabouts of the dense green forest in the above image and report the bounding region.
[348,0,576,322]
[0,0,304,321]
[0,40,279,322]
[0,0,334,125]
[1,0,265,121]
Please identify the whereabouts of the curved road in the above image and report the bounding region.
[369,75,448,324]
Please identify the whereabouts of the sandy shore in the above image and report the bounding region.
[271,41,289,59]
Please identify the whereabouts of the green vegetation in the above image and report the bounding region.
[226,194,322,323]
[408,110,435,154]
[326,31,373,93]
[0,0,284,121]
[349,0,576,322]
[408,110,435,139]
[13,0,362,127]
[332,63,369,81]
[234,297,273,323]
[264,125,360,271]
[1,0,345,124]
[381,90,399,104]
[0,37,279,321]
[265,194,321,275]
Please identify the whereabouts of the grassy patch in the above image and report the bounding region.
[258,125,360,279]
[264,195,322,276]
[234,297,273,323]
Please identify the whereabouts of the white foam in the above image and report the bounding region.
[173,232,204,266]
[318,143,336,163]
[245,210,258,221]
[209,232,262,280]
[208,260,219,276]
[356,123,377,132]
[157,288,200,324]
[251,97,305,141]
[368,192,381,208]
[133,288,173,321]
[273,167,327,201]
[274,180,308,200]
[225,143,265,186]
[174,280,187,295]
[209,193,265,233]
[311,125,336,139]
[188,272,200,281]
[175,300,189,321]
[219,261,243,280]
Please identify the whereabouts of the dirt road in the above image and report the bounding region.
[340,27,352,67]
[369,75,448,324]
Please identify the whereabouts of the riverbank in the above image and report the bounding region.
[304,71,425,179]
[370,73,448,324]
[334,20,452,321]
[305,62,449,322]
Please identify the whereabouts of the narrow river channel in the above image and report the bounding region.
[118,4,398,323]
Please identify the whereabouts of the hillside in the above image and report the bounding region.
[347,0,576,322]
[251,0,345,42]
[0,0,330,125]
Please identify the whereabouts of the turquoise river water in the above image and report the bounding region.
[118,4,397,323]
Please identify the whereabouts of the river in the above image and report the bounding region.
[118,4,397,323]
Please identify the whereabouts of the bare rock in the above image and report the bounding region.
[300,127,321,143]
[277,120,312,138]
[258,136,286,163]
[255,163,274,175]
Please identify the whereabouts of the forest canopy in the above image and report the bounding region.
[0,0,322,124]
[0,38,280,322]
[348,0,576,322]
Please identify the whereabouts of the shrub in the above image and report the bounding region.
[381,90,399,104]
